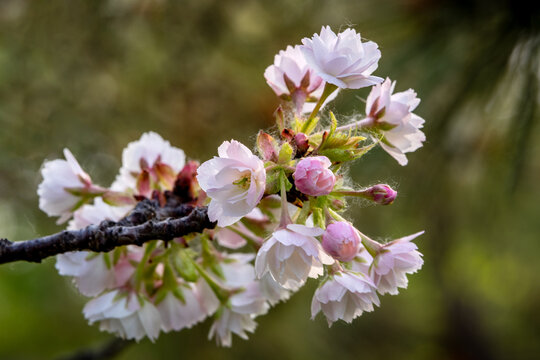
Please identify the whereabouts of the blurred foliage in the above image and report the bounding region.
[0,0,539,359]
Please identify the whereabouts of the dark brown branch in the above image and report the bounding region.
[0,205,215,265]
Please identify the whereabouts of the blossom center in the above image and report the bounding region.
[233,171,251,190]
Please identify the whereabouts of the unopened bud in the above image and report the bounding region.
[294,133,309,156]
[274,105,285,131]
[330,198,346,211]
[322,222,361,262]
[365,184,397,205]
[257,131,279,162]
[293,156,336,196]
[281,128,295,141]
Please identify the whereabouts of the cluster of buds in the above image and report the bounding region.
[37,26,425,346]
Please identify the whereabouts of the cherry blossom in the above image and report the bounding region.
[264,45,338,113]
[255,224,334,289]
[311,271,379,326]
[301,26,382,89]
[366,78,426,166]
[197,140,266,227]
[38,148,98,223]
[368,231,424,295]
[83,291,162,342]
[113,131,186,195]
[157,279,219,332]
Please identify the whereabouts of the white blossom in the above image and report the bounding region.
[370,231,424,295]
[157,279,219,332]
[255,224,334,289]
[38,148,95,223]
[301,26,382,89]
[264,45,338,113]
[366,78,425,166]
[83,291,162,342]
[259,272,295,306]
[113,131,186,194]
[208,282,268,347]
[311,271,379,326]
[56,198,136,296]
[67,197,132,230]
[56,252,114,297]
[207,254,269,347]
[197,140,266,227]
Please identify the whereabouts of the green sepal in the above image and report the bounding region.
[312,207,325,229]
[239,218,267,238]
[102,252,112,269]
[278,143,294,164]
[112,247,123,265]
[264,167,281,195]
[201,235,217,268]
[209,262,225,281]
[294,200,311,225]
[153,288,169,305]
[173,249,199,282]
[279,170,293,192]
[133,240,158,291]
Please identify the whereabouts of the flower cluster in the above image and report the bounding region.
[37,26,426,346]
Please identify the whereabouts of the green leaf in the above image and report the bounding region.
[320,148,356,162]
[300,115,319,135]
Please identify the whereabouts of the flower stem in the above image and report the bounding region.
[326,208,348,223]
[279,171,292,227]
[228,226,262,250]
[193,262,230,302]
[330,189,370,198]
[307,83,338,121]
[334,117,374,132]
[354,229,381,257]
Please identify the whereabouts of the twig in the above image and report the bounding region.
[0,205,215,265]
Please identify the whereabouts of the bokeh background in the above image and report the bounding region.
[0,0,539,359]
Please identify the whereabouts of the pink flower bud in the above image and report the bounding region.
[366,184,397,205]
[293,156,335,196]
[330,198,346,211]
[294,133,310,155]
[322,222,361,262]
[257,131,279,162]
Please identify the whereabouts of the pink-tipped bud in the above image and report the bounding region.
[330,198,346,211]
[322,222,361,262]
[294,133,310,155]
[365,184,397,205]
[293,156,336,196]
[257,131,279,162]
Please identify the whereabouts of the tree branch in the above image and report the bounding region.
[0,202,216,265]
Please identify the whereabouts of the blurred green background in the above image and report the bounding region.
[0,0,539,359]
